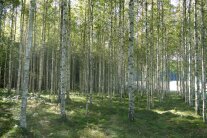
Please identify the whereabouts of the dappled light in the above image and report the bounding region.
[153,109,200,119]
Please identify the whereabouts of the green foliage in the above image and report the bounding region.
[169,61,178,73]
[1,0,20,8]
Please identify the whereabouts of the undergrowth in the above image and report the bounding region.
[0,89,207,138]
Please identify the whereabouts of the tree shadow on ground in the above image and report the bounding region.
[0,98,17,136]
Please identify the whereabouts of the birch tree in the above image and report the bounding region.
[7,6,15,94]
[38,0,48,95]
[0,0,3,37]
[59,0,68,119]
[194,0,199,115]
[17,0,25,95]
[128,0,135,121]
[20,0,35,128]
[201,0,206,122]
[187,0,192,106]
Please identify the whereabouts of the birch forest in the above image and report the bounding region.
[1,0,207,137]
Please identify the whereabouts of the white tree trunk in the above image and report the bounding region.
[201,0,206,122]
[187,0,192,106]
[59,0,68,119]
[194,0,199,115]
[0,1,3,37]
[17,0,25,95]
[8,7,15,93]
[20,0,35,128]
[128,0,135,121]
[38,0,47,94]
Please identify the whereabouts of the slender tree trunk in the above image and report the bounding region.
[51,47,54,95]
[8,7,15,93]
[182,0,188,103]
[87,0,94,106]
[85,2,90,114]
[187,0,192,106]
[161,0,165,100]
[118,0,124,100]
[4,46,7,88]
[0,0,2,86]
[194,0,199,115]
[156,0,161,96]
[66,0,71,99]
[32,7,37,95]
[0,3,4,89]
[0,0,3,38]
[145,1,151,109]
[201,0,206,122]
[150,0,154,108]
[98,57,101,93]
[46,47,49,91]
[20,0,36,128]
[38,0,48,95]
[16,0,25,94]
[59,0,68,119]
[102,54,105,99]
[128,0,135,121]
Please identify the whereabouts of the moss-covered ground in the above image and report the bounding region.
[1,89,207,138]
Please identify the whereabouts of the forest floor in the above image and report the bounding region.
[1,89,207,138]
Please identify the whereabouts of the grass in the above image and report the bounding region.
[1,89,207,137]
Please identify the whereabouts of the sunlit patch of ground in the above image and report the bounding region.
[27,100,40,109]
[70,94,86,102]
[45,103,59,114]
[78,126,107,138]
[153,109,200,118]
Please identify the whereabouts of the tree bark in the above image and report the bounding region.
[201,0,206,122]
[38,0,48,95]
[8,6,15,93]
[59,0,68,119]
[128,0,135,121]
[187,0,192,106]
[194,0,199,115]
[20,0,35,128]
[17,0,26,95]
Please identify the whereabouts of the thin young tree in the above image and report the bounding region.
[17,0,25,95]
[0,0,3,37]
[187,0,192,106]
[38,0,48,95]
[20,0,36,128]
[7,6,15,93]
[200,0,206,122]
[128,0,135,121]
[59,0,68,119]
[194,0,199,115]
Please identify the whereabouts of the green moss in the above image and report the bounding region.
[1,90,207,137]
